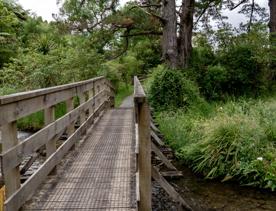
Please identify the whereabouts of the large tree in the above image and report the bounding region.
[60,0,196,69]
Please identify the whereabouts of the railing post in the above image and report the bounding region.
[134,76,152,211]
[1,122,21,198]
[44,106,57,174]
[88,86,94,117]
[79,92,86,125]
[66,97,75,150]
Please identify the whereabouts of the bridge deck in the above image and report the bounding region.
[23,108,137,210]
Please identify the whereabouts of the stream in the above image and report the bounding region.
[153,164,276,211]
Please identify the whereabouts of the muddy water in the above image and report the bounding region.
[169,164,276,211]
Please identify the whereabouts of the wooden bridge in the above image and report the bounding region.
[0,76,191,211]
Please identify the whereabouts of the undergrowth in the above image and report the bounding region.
[156,97,276,190]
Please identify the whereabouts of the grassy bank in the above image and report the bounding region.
[156,97,276,190]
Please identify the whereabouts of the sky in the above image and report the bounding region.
[17,0,269,26]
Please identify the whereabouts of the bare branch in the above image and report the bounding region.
[230,0,248,10]
[120,30,162,37]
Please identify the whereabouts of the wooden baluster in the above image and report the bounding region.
[44,106,57,174]
[79,92,86,125]
[88,88,94,117]
[1,122,21,198]
[66,97,75,141]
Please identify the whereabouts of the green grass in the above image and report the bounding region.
[114,83,133,107]
[156,97,276,190]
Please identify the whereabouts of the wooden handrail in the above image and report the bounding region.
[0,76,115,211]
[0,76,111,105]
[133,76,152,211]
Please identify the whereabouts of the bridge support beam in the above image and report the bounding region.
[134,76,152,211]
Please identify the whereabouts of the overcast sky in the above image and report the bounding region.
[17,0,269,26]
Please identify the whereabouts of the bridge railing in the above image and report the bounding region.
[0,76,114,211]
[134,76,151,211]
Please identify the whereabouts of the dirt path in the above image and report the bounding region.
[119,95,133,108]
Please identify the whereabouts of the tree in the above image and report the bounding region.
[269,0,276,34]
[60,0,196,69]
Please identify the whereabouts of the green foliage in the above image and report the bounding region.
[114,83,133,107]
[148,65,204,111]
[156,97,276,190]
[191,24,273,100]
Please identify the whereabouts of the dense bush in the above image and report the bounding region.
[148,65,204,111]
[156,97,276,190]
[189,25,273,100]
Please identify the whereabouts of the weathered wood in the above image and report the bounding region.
[1,91,105,172]
[151,122,161,134]
[4,100,108,211]
[44,106,55,158]
[152,142,176,170]
[0,76,104,105]
[0,77,107,126]
[79,92,86,125]
[151,130,165,146]
[1,123,20,198]
[134,76,146,103]
[152,166,192,211]
[20,153,39,175]
[66,97,75,136]
[160,171,183,178]
[88,89,94,116]
[135,100,151,210]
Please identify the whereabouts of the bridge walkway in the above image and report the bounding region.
[23,108,137,211]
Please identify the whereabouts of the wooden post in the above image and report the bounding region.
[79,92,86,125]
[134,76,152,211]
[88,88,94,116]
[137,101,151,211]
[1,122,21,198]
[44,106,57,174]
[66,97,74,136]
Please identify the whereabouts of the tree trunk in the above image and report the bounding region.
[269,0,276,33]
[161,0,178,69]
[269,0,276,81]
[178,0,195,68]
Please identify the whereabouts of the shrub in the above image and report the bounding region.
[156,97,276,190]
[148,66,204,111]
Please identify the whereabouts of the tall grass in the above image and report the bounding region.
[156,97,276,190]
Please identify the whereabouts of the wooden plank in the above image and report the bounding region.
[160,171,183,177]
[79,92,86,125]
[1,123,20,198]
[20,153,39,175]
[4,100,108,211]
[1,91,106,171]
[151,130,164,146]
[136,172,140,202]
[152,166,192,211]
[151,122,161,134]
[88,88,94,116]
[134,76,146,103]
[44,106,56,159]
[137,101,151,211]
[66,97,75,136]
[0,79,106,126]
[0,76,104,105]
[151,142,176,170]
